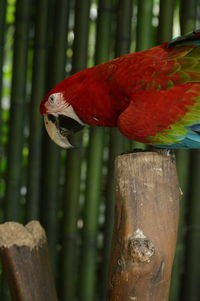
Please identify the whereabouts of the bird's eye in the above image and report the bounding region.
[48,94,56,104]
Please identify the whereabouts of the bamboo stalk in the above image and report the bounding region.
[180,0,197,35]
[111,0,134,151]
[180,150,200,301]
[0,221,58,301]
[60,134,84,301]
[115,0,133,56]
[77,1,114,300]
[107,152,180,301]
[170,4,197,300]
[40,0,70,263]
[4,0,30,220]
[156,3,179,299]
[60,1,91,300]
[157,0,175,44]
[106,0,134,159]
[0,0,6,100]
[170,150,190,301]
[177,7,200,300]
[112,0,134,150]
[94,0,113,63]
[79,128,105,301]
[26,0,49,221]
[0,0,7,223]
[128,0,148,150]
[71,0,91,73]
[136,0,154,51]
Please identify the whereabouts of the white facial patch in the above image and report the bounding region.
[62,105,85,125]
[45,92,85,125]
[45,92,68,114]
[44,92,86,148]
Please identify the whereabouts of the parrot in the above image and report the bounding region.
[40,30,200,149]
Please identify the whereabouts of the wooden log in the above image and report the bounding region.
[107,151,180,301]
[0,221,58,301]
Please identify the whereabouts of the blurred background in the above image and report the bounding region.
[0,0,200,300]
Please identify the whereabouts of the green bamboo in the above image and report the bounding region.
[180,150,200,301]
[115,0,133,56]
[1,2,12,299]
[70,0,91,73]
[178,3,199,300]
[106,0,134,158]
[0,0,6,100]
[112,0,134,152]
[94,0,113,63]
[136,0,154,51]
[40,0,70,264]
[77,1,114,301]
[79,129,104,301]
[109,0,134,155]
[26,0,48,221]
[0,0,7,214]
[1,277,11,301]
[169,150,190,301]
[170,3,197,300]
[60,0,91,300]
[4,0,30,221]
[180,0,197,35]
[59,134,84,301]
[157,0,175,44]
[131,0,154,150]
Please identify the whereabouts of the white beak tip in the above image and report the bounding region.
[44,115,73,149]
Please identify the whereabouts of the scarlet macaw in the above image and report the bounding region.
[40,30,200,149]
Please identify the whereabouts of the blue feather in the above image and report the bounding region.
[168,30,200,48]
[154,131,200,149]
[153,121,200,149]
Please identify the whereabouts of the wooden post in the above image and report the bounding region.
[0,221,58,301]
[107,151,180,301]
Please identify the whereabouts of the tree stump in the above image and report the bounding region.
[107,151,180,301]
[0,221,58,301]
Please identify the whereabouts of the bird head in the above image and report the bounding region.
[40,65,124,148]
[40,81,85,148]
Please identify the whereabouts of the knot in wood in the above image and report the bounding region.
[128,234,154,263]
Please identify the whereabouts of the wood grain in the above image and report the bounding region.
[107,151,180,301]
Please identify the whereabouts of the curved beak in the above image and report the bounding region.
[44,114,84,148]
[44,115,72,148]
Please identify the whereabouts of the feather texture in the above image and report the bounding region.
[40,30,200,148]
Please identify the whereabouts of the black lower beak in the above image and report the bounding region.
[48,114,84,138]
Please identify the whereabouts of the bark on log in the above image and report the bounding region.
[107,151,180,301]
[0,221,58,301]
